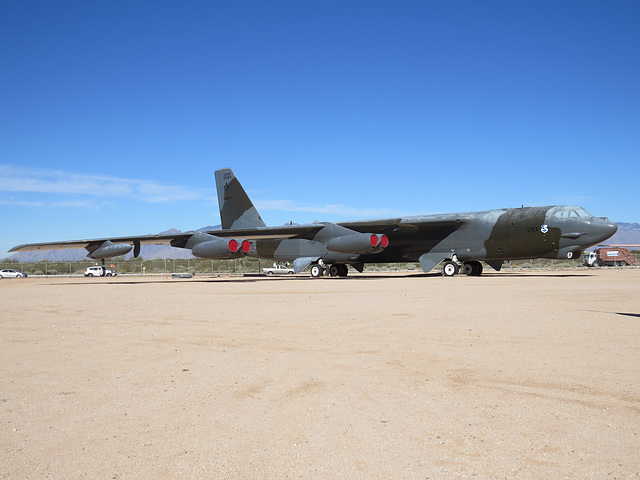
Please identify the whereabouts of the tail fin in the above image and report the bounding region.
[215,168,266,229]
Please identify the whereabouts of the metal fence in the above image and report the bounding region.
[0,257,270,276]
[2,252,638,276]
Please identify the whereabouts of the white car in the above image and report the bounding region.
[84,266,117,277]
[0,268,28,278]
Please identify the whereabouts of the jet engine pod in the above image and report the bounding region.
[191,237,248,259]
[87,241,133,259]
[325,233,389,254]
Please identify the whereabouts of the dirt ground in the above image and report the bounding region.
[1,269,639,479]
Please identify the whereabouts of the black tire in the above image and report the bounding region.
[472,262,483,276]
[329,265,339,277]
[463,261,483,276]
[338,264,349,277]
[87,273,94,277]
[310,264,323,278]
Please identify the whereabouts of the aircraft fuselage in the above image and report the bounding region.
[243,205,617,274]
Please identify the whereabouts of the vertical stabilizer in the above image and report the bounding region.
[215,169,267,229]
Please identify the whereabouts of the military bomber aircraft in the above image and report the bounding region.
[10,168,618,277]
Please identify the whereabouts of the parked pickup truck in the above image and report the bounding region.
[262,263,295,275]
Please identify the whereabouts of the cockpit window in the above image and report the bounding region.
[550,207,592,218]
[575,207,592,217]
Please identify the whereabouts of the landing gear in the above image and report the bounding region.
[462,261,483,276]
[310,264,324,278]
[310,262,349,278]
[329,264,349,277]
[443,259,484,277]
[442,261,459,277]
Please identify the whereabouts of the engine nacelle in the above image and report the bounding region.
[191,237,250,259]
[87,241,133,259]
[325,233,389,254]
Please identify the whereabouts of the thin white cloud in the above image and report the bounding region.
[0,165,213,205]
[0,165,408,218]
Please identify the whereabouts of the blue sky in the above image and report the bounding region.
[1,1,638,257]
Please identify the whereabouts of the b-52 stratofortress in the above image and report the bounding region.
[10,168,618,277]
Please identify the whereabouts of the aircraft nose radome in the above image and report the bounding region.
[591,219,618,243]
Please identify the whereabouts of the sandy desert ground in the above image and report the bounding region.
[1,268,639,479]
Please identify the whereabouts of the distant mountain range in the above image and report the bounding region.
[5,222,640,262]
[607,222,640,246]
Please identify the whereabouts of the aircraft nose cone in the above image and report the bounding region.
[591,218,618,244]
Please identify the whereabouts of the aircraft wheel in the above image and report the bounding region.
[338,264,349,277]
[463,261,483,276]
[310,264,324,278]
[442,261,459,277]
[329,264,340,277]
[472,261,483,276]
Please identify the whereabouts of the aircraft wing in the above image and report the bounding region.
[200,224,326,240]
[338,216,465,236]
[9,233,193,253]
[9,224,328,256]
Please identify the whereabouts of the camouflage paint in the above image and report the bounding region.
[484,206,558,260]
[215,169,266,229]
[9,170,619,277]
